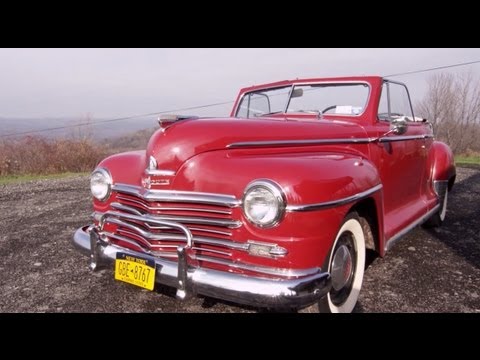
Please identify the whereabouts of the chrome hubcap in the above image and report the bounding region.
[331,244,353,291]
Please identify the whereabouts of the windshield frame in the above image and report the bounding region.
[234,81,371,118]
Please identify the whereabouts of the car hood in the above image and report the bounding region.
[147,117,368,172]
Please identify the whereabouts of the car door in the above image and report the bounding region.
[373,80,428,238]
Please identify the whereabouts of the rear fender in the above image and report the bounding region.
[427,141,456,190]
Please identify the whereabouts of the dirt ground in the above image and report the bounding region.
[0,167,479,313]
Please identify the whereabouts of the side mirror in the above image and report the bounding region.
[377,116,409,142]
[390,117,408,135]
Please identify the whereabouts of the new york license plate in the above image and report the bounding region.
[115,253,156,291]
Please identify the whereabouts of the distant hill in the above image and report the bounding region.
[0,116,158,140]
[104,127,157,153]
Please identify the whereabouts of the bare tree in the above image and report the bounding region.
[415,72,480,154]
[69,112,94,141]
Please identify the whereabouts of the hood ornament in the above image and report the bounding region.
[157,114,199,129]
[149,156,157,171]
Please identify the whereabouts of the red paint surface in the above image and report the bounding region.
[93,76,455,273]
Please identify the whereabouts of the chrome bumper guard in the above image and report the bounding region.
[73,226,331,309]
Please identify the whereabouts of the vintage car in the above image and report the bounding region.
[73,76,456,312]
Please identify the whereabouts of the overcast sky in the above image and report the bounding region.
[1,48,480,120]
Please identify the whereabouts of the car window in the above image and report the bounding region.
[236,87,290,118]
[378,82,414,121]
[287,84,368,116]
[236,83,369,118]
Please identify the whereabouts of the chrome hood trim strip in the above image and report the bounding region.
[379,134,433,143]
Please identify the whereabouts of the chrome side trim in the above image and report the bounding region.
[384,204,440,252]
[286,184,383,212]
[227,134,434,149]
[379,134,434,143]
[227,138,374,149]
[113,184,241,208]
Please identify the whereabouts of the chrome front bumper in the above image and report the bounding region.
[73,226,331,309]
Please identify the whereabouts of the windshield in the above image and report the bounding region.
[235,83,370,118]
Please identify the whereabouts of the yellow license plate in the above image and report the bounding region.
[115,253,156,291]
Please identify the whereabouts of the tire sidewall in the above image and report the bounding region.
[319,212,366,313]
[424,187,449,228]
[439,188,448,222]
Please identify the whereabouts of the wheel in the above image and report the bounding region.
[424,187,448,228]
[300,212,367,313]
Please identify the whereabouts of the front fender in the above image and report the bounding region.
[93,150,146,212]
[97,150,146,186]
[173,150,381,208]
[172,150,382,268]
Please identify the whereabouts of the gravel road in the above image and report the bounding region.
[1,167,479,313]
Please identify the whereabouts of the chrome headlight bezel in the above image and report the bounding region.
[242,179,286,228]
[90,168,112,202]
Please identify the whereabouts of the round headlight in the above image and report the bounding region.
[242,179,286,228]
[90,168,112,201]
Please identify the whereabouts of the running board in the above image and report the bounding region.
[384,204,440,252]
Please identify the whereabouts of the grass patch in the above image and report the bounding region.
[0,172,88,185]
[455,155,480,168]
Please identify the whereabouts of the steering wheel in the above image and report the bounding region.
[320,105,337,114]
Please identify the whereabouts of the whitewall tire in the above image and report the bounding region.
[300,212,367,313]
[424,187,449,228]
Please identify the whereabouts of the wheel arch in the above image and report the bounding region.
[348,197,382,255]
[428,141,456,186]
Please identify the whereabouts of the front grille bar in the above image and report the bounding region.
[104,216,249,251]
[108,204,241,229]
[113,184,241,208]
[99,211,193,247]
[114,197,233,215]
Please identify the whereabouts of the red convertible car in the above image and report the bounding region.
[73,76,455,312]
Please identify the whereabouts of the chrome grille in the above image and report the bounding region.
[101,184,245,263]
[94,184,297,278]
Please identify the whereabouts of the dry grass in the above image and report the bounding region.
[0,136,108,176]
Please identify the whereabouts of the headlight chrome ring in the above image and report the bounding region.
[242,179,286,228]
[90,168,112,202]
